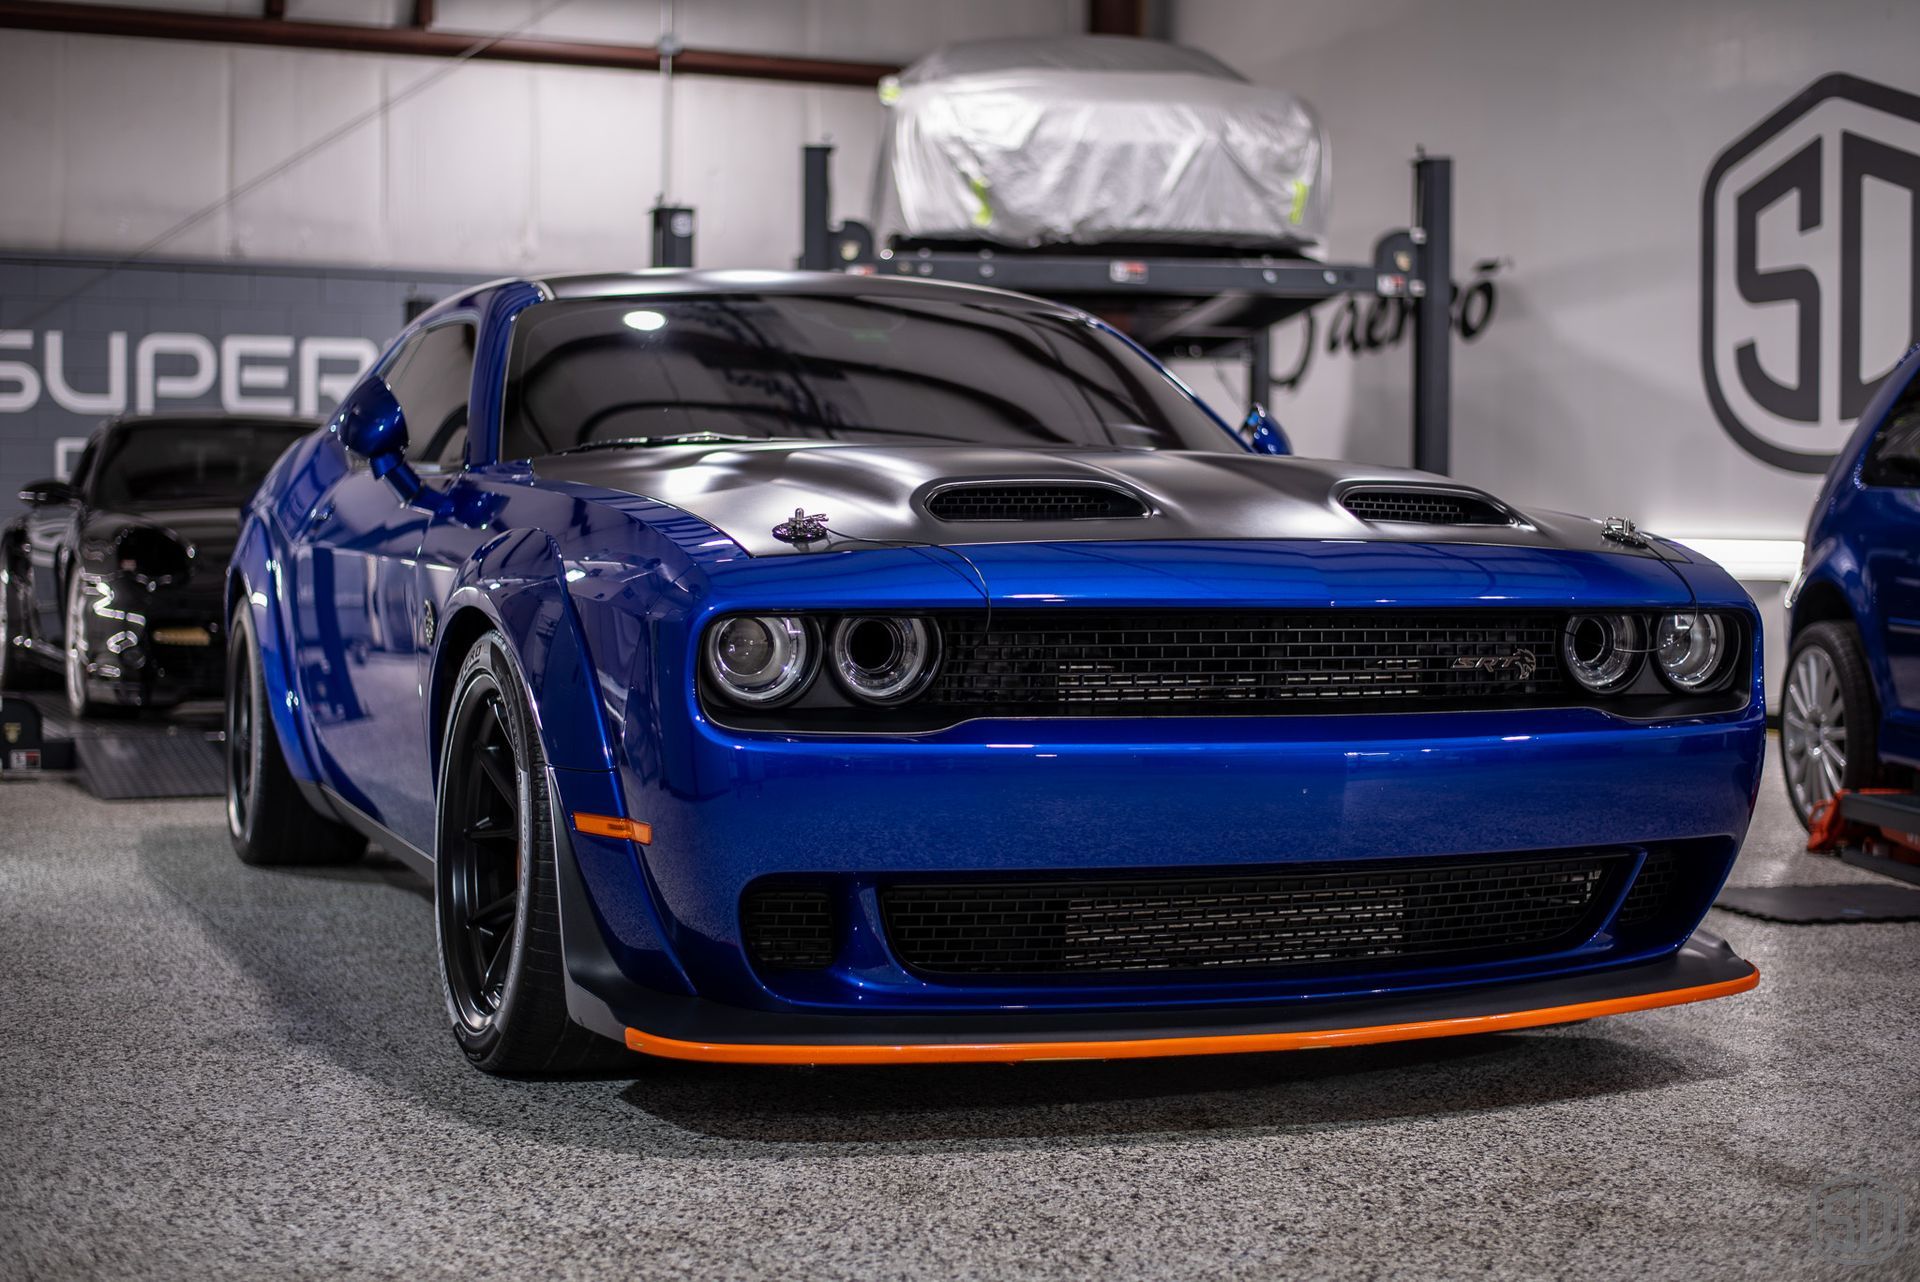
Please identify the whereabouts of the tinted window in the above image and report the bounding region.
[92,421,311,508]
[69,440,98,494]
[386,322,475,468]
[500,295,1231,459]
[1863,374,1920,487]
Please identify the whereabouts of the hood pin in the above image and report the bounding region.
[772,508,830,544]
[1600,516,1648,547]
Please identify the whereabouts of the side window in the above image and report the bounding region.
[68,440,99,496]
[1863,375,1920,488]
[384,321,476,472]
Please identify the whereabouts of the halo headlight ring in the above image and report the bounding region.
[704,615,816,706]
[1561,613,1646,693]
[1654,611,1736,693]
[830,616,941,705]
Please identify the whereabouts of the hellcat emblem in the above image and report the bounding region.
[1452,649,1539,681]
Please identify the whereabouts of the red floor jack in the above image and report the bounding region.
[1808,790,1920,886]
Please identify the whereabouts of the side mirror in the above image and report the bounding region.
[1243,404,1292,456]
[334,377,426,502]
[19,478,76,506]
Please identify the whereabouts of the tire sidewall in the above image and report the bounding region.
[434,635,543,1066]
[0,561,15,688]
[226,603,263,846]
[64,570,90,717]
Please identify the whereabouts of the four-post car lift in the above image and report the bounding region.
[796,143,1457,474]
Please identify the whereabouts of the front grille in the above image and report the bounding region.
[1343,489,1511,526]
[880,853,1626,976]
[742,885,836,969]
[925,484,1149,522]
[926,610,1565,713]
[1613,849,1679,929]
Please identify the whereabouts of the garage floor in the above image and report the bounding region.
[3,742,1916,1281]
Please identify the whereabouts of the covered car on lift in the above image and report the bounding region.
[872,35,1328,252]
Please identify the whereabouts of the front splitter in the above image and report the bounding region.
[619,931,1758,1066]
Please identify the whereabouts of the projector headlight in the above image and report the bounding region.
[830,616,940,704]
[704,615,814,706]
[1654,612,1733,692]
[1562,613,1644,692]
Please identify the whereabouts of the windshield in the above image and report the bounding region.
[91,420,311,509]
[500,295,1235,459]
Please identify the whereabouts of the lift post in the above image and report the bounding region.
[1412,154,1453,475]
[650,204,696,268]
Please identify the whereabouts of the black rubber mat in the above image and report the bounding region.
[1714,883,1920,923]
[75,733,224,800]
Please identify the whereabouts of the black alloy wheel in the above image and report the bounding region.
[225,598,364,866]
[0,559,50,690]
[440,671,524,1034]
[433,632,629,1074]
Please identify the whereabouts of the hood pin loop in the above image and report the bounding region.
[772,508,830,544]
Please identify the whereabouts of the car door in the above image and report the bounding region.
[25,435,95,644]
[293,319,477,844]
[1859,378,1920,717]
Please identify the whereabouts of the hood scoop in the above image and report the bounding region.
[1340,487,1516,527]
[924,481,1151,522]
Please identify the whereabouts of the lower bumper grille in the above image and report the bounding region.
[880,853,1629,977]
[742,886,836,969]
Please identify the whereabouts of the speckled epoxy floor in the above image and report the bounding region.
[3,741,1917,1281]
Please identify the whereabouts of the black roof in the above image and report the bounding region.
[534,268,1072,313]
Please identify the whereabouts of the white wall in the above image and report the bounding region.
[1173,0,1920,546]
[0,0,1085,272]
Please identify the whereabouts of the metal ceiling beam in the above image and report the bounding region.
[0,1,899,86]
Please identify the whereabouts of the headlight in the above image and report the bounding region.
[1654,612,1732,691]
[1562,613,1644,692]
[704,615,814,705]
[830,616,940,704]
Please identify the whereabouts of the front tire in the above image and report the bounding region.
[1782,620,1880,830]
[434,632,624,1075]
[0,557,50,690]
[63,571,111,718]
[226,599,365,866]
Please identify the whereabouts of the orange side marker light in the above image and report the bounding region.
[573,812,652,844]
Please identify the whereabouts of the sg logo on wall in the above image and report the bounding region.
[1703,74,1920,474]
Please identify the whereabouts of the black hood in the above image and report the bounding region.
[534,443,1676,562]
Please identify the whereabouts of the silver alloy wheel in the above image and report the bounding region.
[65,571,89,712]
[1782,645,1847,818]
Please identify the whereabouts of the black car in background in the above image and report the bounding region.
[1,414,314,717]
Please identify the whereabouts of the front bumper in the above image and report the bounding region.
[556,698,1766,1044]
[74,573,225,706]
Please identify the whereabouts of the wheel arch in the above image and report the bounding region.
[425,528,618,784]
[226,515,324,784]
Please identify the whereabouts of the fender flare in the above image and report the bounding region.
[227,516,324,784]
[426,527,694,999]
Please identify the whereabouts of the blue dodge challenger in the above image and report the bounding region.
[227,270,1763,1072]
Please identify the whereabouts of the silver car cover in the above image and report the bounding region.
[871,36,1328,251]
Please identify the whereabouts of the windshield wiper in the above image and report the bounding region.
[552,432,785,455]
